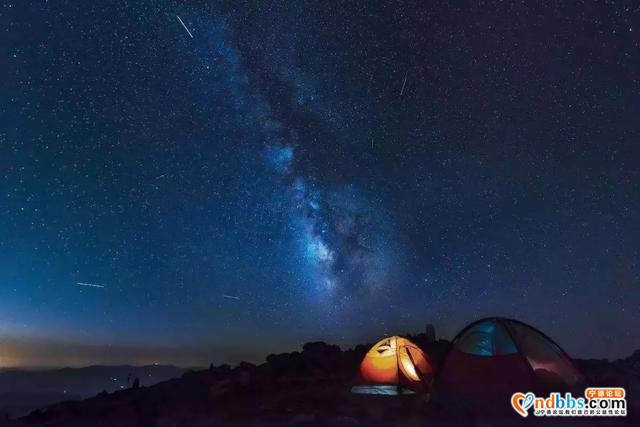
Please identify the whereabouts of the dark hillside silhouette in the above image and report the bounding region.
[4,335,638,426]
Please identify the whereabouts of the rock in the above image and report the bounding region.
[425,324,436,342]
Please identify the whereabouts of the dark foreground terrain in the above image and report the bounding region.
[0,365,184,419]
[3,336,638,426]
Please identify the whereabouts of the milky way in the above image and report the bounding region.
[204,15,395,307]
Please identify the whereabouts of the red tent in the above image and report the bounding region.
[438,318,585,405]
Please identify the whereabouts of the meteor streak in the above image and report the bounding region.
[176,15,194,38]
[399,71,408,97]
[77,282,105,288]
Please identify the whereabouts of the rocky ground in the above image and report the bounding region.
[3,337,638,426]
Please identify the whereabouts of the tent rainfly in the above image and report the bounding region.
[438,317,585,403]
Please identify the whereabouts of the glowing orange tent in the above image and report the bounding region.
[351,336,434,395]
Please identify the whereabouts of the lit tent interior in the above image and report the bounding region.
[351,336,434,395]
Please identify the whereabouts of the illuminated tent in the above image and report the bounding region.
[351,336,434,395]
[438,318,585,403]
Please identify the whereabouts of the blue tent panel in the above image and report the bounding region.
[455,320,518,356]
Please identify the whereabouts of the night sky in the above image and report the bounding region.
[1,1,639,368]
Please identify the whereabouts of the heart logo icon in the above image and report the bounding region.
[522,392,535,409]
[511,392,535,417]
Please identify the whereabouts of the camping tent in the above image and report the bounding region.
[438,317,584,403]
[351,336,434,395]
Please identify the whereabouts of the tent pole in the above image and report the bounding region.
[501,320,536,388]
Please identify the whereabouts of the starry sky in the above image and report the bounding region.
[1,1,639,368]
